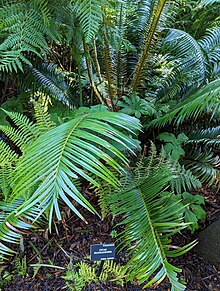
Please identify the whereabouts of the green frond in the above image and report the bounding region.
[0,109,40,153]
[0,0,59,72]
[34,102,56,134]
[0,198,41,259]
[198,0,220,6]
[75,0,107,44]
[26,63,73,106]
[10,111,140,230]
[170,161,202,194]
[157,29,207,100]
[183,147,220,185]
[0,163,14,200]
[104,165,194,290]
[0,140,18,163]
[186,126,220,147]
[150,79,220,127]
[198,27,220,77]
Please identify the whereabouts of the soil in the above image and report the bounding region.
[1,187,220,291]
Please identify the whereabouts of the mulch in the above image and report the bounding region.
[2,188,220,290]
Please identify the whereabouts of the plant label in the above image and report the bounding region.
[90,243,115,261]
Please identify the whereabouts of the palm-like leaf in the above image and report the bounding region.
[150,79,220,127]
[11,112,140,229]
[103,165,195,290]
[0,198,43,259]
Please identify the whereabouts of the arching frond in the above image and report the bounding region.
[0,198,42,259]
[11,112,140,229]
[102,163,195,290]
[0,109,40,153]
[150,79,220,127]
[157,29,207,100]
[26,63,73,106]
[183,147,220,185]
[186,126,220,147]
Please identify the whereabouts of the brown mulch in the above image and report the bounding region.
[2,188,220,290]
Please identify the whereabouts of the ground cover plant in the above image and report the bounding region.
[0,0,220,290]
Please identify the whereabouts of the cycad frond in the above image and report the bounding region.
[186,126,220,147]
[157,29,207,100]
[0,198,41,259]
[198,27,220,77]
[183,147,220,185]
[150,78,220,127]
[131,0,167,91]
[11,112,140,229]
[26,63,73,106]
[104,165,194,290]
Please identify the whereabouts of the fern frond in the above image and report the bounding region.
[33,102,56,134]
[170,161,202,194]
[0,1,59,72]
[75,0,107,44]
[0,109,40,153]
[0,140,18,163]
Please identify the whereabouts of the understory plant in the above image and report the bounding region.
[0,0,219,290]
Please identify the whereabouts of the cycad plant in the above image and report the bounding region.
[0,104,141,259]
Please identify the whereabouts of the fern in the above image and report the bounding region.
[33,102,56,134]
[0,0,59,72]
[75,0,107,44]
[0,109,40,153]
[169,161,202,194]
